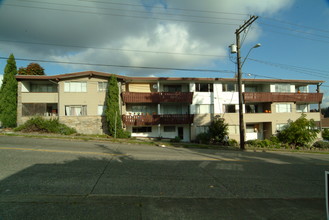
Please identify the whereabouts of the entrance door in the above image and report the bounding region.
[178,127,184,140]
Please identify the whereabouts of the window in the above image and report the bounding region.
[223,83,237,92]
[164,126,176,132]
[246,104,257,113]
[224,104,236,113]
[31,84,57,92]
[98,105,106,115]
[196,104,214,114]
[296,86,307,93]
[276,123,287,132]
[64,82,87,92]
[98,82,108,92]
[65,105,87,116]
[244,86,258,92]
[275,84,290,92]
[163,85,182,92]
[132,127,152,133]
[196,83,213,92]
[276,104,292,113]
[297,104,308,113]
[22,103,58,116]
[196,126,209,134]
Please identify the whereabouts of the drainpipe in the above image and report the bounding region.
[317,83,322,135]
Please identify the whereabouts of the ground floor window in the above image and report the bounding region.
[132,127,152,133]
[164,126,175,132]
[65,105,87,116]
[276,123,287,132]
[22,103,58,116]
[196,126,209,134]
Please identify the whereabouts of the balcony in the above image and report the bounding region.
[122,92,193,104]
[243,92,323,103]
[122,114,194,126]
[21,92,58,103]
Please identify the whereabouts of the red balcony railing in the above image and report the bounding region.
[243,92,323,103]
[122,92,193,104]
[122,114,194,126]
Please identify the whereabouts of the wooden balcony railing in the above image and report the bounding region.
[122,114,194,126]
[243,92,323,103]
[122,92,193,104]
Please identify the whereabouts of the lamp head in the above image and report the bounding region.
[253,43,261,48]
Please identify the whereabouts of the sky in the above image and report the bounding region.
[0,0,328,106]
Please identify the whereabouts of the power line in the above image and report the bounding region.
[15,0,246,23]
[0,56,235,74]
[260,16,329,34]
[257,21,329,40]
[248,58,329,79]
[77,0,249,16]
[3,3,241,26]
[0,39,226,58]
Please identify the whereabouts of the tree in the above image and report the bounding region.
[105,75,129,138]
[208,117,229,143]
[277,114,319,147]
[196,117,228,144]
[321,107,329,118]
[18,63,45,75]
[0,54,18,127]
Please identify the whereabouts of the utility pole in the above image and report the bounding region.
[235,15,258,150]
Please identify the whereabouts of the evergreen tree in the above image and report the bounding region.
[105,75,123,137]
[0,54,18,127]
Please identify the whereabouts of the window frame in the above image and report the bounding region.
[64,81,87,93]
[65,105,87,116]
[195,83,213,92]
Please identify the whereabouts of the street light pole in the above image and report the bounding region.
[235,15,258,150]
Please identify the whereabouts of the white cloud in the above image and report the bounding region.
[0,0,295,75]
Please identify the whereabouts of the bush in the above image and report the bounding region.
[170,136,181,143]
[245,139,279,148]
[116,130,131,138]
[312,140,329,149]
[196,132,210,144]
[277,114,319,147]
[15,117,76,135]
[228,139,238,147]
[322,129,329,141]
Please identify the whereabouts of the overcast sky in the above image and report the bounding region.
[0,0,328,106]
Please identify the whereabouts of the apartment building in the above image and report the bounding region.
[16,71,324,142]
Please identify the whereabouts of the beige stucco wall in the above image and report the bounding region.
[21,93,58,103]
[58,77,107,116]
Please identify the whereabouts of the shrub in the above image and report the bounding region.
[322,128,329,141]
[312,140,329,149]
[170,136,181,143]
[116,130,131,138]
[228,139,238,147]
[277,114,319,147]
[196,132,210,144]
[15,117,76,135]
[208,118,228,143]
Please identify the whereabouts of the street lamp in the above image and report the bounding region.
[241,43,261,67]
[230,42,261,150]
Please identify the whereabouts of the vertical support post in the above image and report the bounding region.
[235,15,258,150]
[236,33,245,150]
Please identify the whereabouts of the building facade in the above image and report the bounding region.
[16,71,324,142]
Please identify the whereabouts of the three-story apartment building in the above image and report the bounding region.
[16,71,324,142]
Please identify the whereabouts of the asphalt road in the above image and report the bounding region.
[0,136,328,219]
